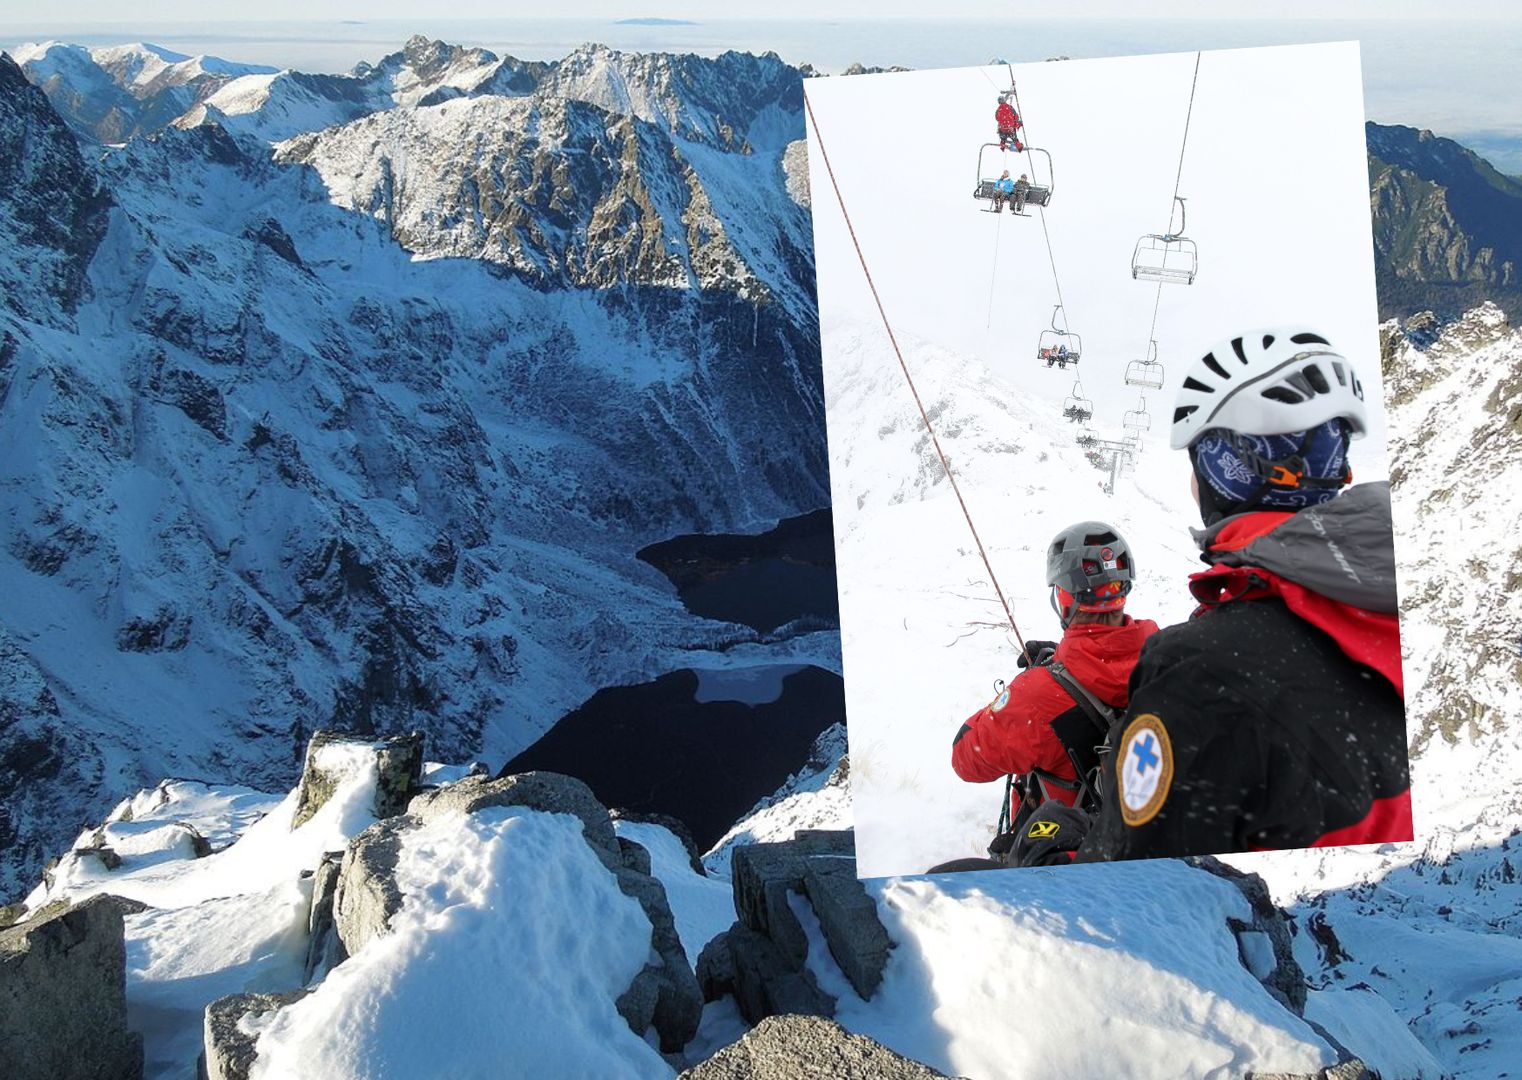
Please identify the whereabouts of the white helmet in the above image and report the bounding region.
[1169,329,1369,450]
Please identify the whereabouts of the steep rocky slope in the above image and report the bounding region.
[0,45,827,899]
[1368,122,1522,321]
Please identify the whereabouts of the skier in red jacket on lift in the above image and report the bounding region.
[995,94,1024,153]
[951,523,1159,837]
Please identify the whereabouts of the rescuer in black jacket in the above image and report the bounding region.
[1072,328,1412,863]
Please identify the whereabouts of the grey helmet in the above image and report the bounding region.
[1046,521,1135,621]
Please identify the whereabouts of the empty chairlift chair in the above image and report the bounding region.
[1037,306,1082,369]
[1131,197,1198,285]
[1124,340,1165,390]
[974,145,1055,214]
[1123,400,1152,435]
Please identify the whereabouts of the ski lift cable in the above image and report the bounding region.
[803,90,1035,663]
[1008,77,1073,335]
[1130,54,1201,395]
[985,212,1003,329]
[1170,52,1202,209]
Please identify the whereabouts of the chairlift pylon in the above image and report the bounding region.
[1037,305,1082,369]
[1124,340,1165,391]
[1131,196,1198,285]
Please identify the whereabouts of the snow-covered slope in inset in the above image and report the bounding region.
[823,319,1203,877]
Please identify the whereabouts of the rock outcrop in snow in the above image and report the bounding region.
[678,1015,950,1080]
[0,893,144,1080]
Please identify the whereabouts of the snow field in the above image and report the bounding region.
[249,807,670,1080]
[821,322,1203,877]
[799,862,1338,1080]
[616,819,734,964]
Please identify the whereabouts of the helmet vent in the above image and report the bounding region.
[1262,334,1276,349]
[1231,337,1249,365]
[1182,376,1214,393]
[1262,386,1303,404]
[1202,352,1230,380]
[1331,361,1347,386]
[1082,530,1117,546]
[1303,364,1331,394]
[1291,332,1330,346]
[1173,405,1198,424]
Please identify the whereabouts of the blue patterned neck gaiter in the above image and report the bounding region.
[1193,419,1350,513]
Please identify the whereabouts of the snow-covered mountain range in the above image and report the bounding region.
[3,32,1521,1080]
[0,41,826,900]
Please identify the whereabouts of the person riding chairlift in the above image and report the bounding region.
[992,170,1017,214]
[996,94,1023,152]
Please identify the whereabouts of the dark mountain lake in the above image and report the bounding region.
[500,665,844,851]
[500,509,845,851]
[636,507,839,633]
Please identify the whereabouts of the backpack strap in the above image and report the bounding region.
[1046,660,1119,735]
[1042,660,1119,812]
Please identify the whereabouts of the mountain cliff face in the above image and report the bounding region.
[0,44,826,899]
[1368,122,1522,321]
[1382,302,1522,750]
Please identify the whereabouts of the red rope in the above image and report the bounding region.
[803,88,1032,663]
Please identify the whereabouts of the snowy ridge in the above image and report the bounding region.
[11,41,276,144]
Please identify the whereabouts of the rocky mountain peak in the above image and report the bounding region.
[0,53,112,320]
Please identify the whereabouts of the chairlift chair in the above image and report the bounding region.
[1123,402,1152,434]
[973,145,1054,214]
[1131,197,1197,285]
[1062,379,1093,423]
[1037,305,1082,369]
[1124,340,1165,390]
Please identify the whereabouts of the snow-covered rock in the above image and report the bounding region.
[678,1014,949,1079]
[0,893,144,1080]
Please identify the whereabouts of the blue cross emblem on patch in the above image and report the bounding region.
[1118,715,1173,826]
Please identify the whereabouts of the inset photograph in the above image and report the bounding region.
[804,42,1413,878]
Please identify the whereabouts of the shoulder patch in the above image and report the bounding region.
[990,687,1011,712]
[1116,713,1174,827]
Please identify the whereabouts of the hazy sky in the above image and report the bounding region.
[808,41,1389,469]
[4,1,1518,23]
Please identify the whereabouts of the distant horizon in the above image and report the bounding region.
[5,15,1519,172]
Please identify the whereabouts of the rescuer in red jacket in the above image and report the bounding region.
[952,522,1159,822]
[995,94,1023,152]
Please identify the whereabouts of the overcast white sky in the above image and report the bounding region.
[3,2,1517,21]
[806,41,1390,470]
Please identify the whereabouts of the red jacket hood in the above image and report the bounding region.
[1053,616,1160,706]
